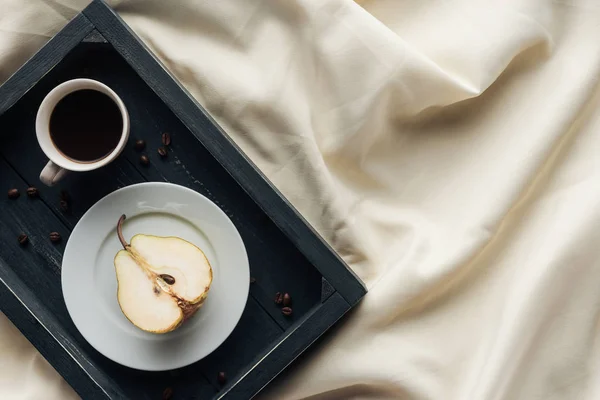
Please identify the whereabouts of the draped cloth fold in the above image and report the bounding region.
[1,1,600,399]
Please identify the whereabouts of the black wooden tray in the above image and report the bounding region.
[0,1,366,399]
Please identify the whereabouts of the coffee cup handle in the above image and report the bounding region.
[40,161,68,187]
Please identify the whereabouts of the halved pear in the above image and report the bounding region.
[114,215,213,334]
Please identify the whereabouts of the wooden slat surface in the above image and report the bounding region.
[0,157,69,320]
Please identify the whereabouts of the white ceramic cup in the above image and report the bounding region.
[36,78,130,186]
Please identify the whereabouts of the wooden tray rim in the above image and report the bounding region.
[0,1,367,398]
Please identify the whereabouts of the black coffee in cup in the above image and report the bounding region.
[49,89,123,163]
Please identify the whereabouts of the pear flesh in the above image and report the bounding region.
[114,215,213,334]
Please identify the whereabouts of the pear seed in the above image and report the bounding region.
[160,274,176,284]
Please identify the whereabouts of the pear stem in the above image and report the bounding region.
[117,214,128,249]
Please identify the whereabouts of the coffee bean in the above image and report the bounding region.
[283,293,292,307]
[162,132,171,146]
[18,234,28,246]
[49,232,61,243]
[26,187,39,198]
[7,188,19,199]
[217,371,226,385]
[274,292,283,305]
[250,277,256,284]
[134,139,146,151]
[140,155,150,166]
[158,146,168,158]
[162,387,173,400]
[282,307,293,316]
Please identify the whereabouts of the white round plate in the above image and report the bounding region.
[62,182,249,371]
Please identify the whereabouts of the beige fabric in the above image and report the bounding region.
[2,0,600,399]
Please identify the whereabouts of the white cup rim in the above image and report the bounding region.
[36,78,130,172]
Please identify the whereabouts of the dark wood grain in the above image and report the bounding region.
[82,0,367,307]
[0,157,69,314]
[83,29,107,43]
[0,13,93,115]
[321,277,336,303]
